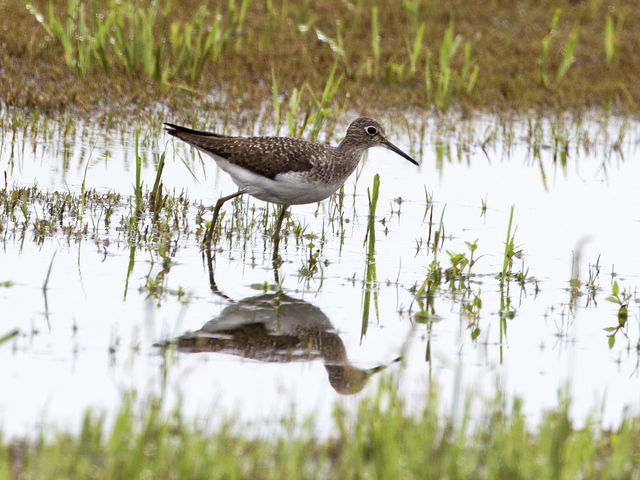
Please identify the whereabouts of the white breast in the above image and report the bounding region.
[213,158,341,205]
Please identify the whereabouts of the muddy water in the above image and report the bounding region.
[1,114,639,435]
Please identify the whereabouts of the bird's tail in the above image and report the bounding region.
[163,122,226,139]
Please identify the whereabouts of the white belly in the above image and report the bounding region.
[214,158,341,205]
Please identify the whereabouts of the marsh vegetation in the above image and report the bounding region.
[2,0,640,476]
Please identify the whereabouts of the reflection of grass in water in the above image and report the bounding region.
[414,206,445,324]
[123,244,136,301]
[3,116,640,363]
[0,109,634,193]
[604,281,632,349]
[4,380,640,478]
[361,174,380,339]
[413,206,445,364]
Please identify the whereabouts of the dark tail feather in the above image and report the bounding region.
[163,122,226,138]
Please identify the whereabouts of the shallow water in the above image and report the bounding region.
[1,113,639,436]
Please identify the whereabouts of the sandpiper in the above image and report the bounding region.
[165,117,418,256]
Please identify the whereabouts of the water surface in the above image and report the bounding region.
[1,113,639,435]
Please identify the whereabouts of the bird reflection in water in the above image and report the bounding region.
[169,292,397,394]
[160,229,398,394]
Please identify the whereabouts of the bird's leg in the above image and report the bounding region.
[273,205,288,246]
[272,204,288,265]
[204,190,245,247]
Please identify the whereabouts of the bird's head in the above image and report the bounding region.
[344,117,419,166]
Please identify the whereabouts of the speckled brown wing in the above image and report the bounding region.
[165,123,317,179]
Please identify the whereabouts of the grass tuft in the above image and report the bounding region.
[3,380,640,479]
[9,0,640,113]
[26,0,246,83]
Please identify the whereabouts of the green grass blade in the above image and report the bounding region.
[556,22,578,83]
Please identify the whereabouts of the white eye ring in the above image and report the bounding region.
[365,126,377,135]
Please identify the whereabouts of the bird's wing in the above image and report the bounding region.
[165,123,315,179]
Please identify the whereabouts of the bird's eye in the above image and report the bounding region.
[365,126,377,136]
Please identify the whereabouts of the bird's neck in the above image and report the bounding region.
[309,138,366,184]
[336,136,368,164]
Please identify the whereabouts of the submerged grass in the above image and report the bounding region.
[3,380,640,479]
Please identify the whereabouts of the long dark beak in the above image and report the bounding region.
[381,139,419,166]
